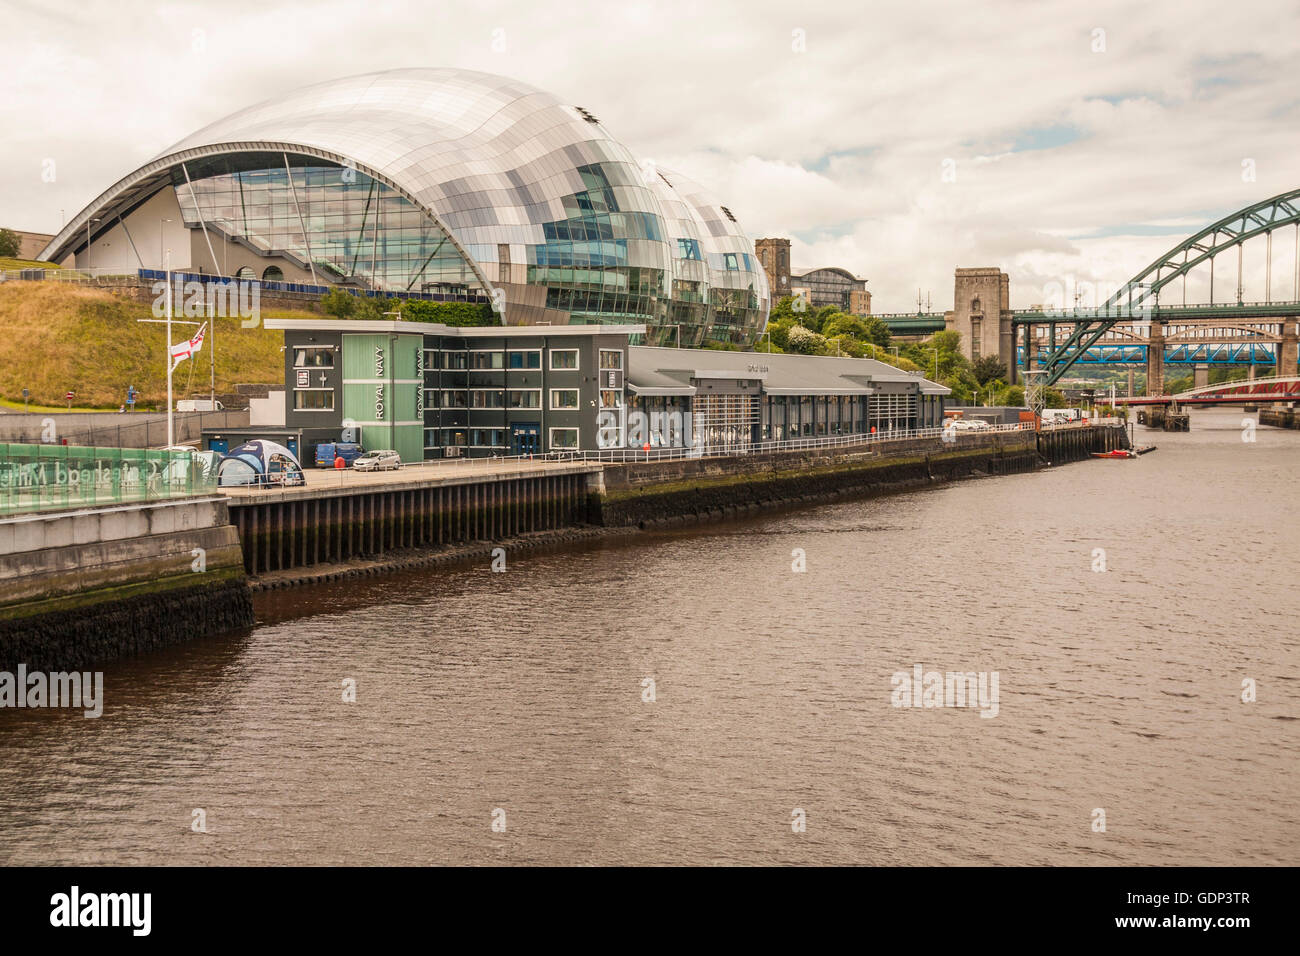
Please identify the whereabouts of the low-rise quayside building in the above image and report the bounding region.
[264,318,950,464]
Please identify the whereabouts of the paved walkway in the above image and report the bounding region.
[220,457,600,500]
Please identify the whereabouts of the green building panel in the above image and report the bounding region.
[342,333,425,463]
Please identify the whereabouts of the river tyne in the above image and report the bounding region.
[0,407,1294,865]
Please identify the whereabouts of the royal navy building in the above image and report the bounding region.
[264,318,949,464]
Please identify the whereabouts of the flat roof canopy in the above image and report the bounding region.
[264,318,647,337]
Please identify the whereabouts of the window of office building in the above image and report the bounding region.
[508,350,541,369]
[550,427,579,450]
[442,350,467,370]
[470,389,505,409]
[599,349,623,370]
[293,389,334,410]
[470,350,504,370]
[508,389,541,409]
[293,347,334,367]
[550,349,579,370]
[442,390,467,409]
[599,389,622,409]
[471,429,505,447]
[550,389,579,410]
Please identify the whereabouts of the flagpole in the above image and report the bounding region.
[209,301,216,412]
[165,249,174,448]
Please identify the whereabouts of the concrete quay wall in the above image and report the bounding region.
[0,496,252,670]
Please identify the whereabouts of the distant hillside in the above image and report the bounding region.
[0,282,310,409]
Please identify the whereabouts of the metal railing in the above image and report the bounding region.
[0,444,217,516]
[0,410,249,450]
[393,421,1039,469]
[232,418,1131,494]
[0,266,490,304]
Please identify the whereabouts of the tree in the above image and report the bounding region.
[859,314,892,348]
[785,324,826,355]
[821,313,872,341]
[971,354,1007,386]
[402,299,497,326]
[320,288,356,318]
[809,304,840,333]
[769,295,800,322]
[762,318,793,351]
[997,384,1025,406]
[0,228,21,258]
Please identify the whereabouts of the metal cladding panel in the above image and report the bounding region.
[147,69,767,344]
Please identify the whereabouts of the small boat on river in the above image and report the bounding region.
[1090,446,1157,459]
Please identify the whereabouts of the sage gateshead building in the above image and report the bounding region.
[39,68,769,347]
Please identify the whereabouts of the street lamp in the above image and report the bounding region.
[757,330,772,353]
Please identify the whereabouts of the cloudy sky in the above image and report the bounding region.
[3,0,1298,311]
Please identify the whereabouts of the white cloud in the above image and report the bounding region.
[2,0,1298,311]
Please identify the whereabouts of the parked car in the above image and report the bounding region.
[946,418,992,432]
[315,441,363,468]
[352,449,403,472]
[176,399,225,412]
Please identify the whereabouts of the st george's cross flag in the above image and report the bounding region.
[169,323,206,368]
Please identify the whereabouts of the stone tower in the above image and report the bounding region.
[945,268,1015,378]
[754,238,791,300]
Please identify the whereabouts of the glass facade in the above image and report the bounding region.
[791,268,866,312]
[174,153,480,294]
[654,168,770,346]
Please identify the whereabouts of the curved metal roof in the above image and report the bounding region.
[39,68,768,341]
[44,69,637,270]
[792,266,864,283]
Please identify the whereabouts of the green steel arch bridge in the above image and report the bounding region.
[877,188,1300,387]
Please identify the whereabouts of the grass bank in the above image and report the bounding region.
[0,282,312,408]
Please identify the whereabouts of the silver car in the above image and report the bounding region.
[352,449,403,472]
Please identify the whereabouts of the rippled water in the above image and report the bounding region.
[1,408,1296,865]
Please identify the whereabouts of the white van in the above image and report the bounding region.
[1040,408,1081,425]
[176,399,225,412]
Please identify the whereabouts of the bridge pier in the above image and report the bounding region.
[1018,322,1034,385]
[1146,320,1165,396]
[1280,320,1298,377]
[1193,364,1209,390]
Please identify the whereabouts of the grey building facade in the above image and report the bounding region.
[264,319,949,463]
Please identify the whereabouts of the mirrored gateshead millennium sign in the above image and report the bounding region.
[41,68,770,348]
